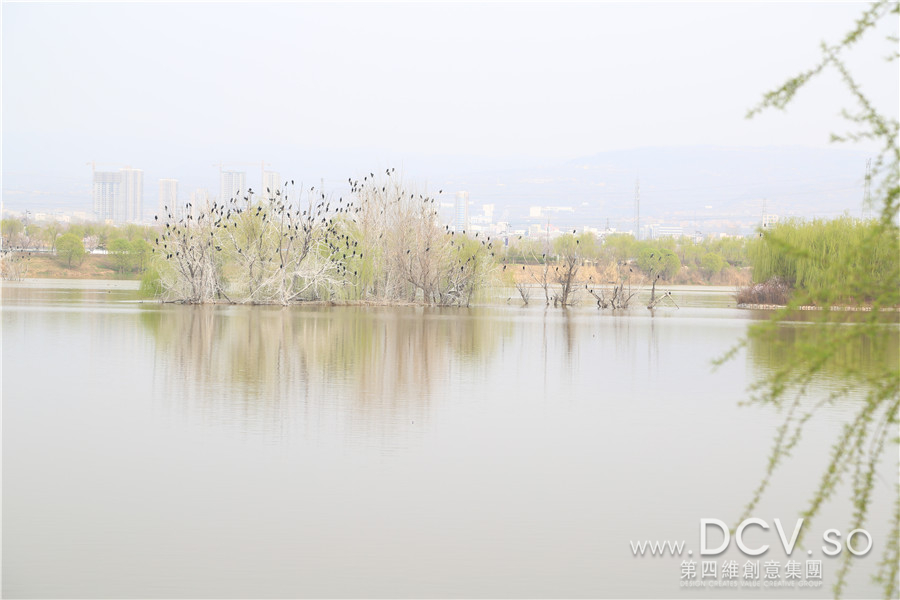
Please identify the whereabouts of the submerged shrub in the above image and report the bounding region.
[735,277,791,305]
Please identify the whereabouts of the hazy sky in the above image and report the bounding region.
[2,1,898,206]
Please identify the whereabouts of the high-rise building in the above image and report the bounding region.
[158,179,178,220]
[220,170,246,203]
[92,167,144,223]
[93,172,120,222]
[263,171,281,200]
[454,191,469,233]
[190,188,210,220]
[120,167,143,223]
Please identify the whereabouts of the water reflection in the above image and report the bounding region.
[746,320,899,388]
[741,315,899,597]
[3,281,897,598]
[140,305,512,439]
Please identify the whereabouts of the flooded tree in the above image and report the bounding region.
[149,172,497,306]
[552,234,581,306]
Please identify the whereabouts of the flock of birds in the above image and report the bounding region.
[150,168,671,307]
[150,169,497,295]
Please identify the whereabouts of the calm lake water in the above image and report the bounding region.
[2,280,897,598]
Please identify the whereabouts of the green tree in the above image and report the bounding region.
[700,251,724,276]
[42,221,62,251]
[637,246,680,280]
[24,224,43,247]
[680,240,705,269]
[56,233,85,267]
[108,238,133,273]
[1,218,24,246]
[600,233,637,264]
[131,238,151,272]
[725,3,899,598]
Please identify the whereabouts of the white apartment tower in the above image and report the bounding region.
[189,188,211,220]
[92,167,144,223]
[93,172,119,222]
[263,171,281,200]
[454,191,469,233]
[120,167,143,223]
[158,179,178,219]
[220,170,246,203]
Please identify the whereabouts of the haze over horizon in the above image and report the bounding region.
[3,2,897,227]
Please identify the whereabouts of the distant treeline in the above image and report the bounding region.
[1,185,751,298]
[13,189,894,308]
[1,218,155,279]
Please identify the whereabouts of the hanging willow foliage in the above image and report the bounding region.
[723,2,899,598]
[748,216,898,304]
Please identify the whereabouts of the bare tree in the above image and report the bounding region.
[149,170,497,306]
[153,201,220,304]
[551,234,582,306]
[514,279,531,305]
[0,248,29,281]
[347,171,494,306]
[587,261,638,309]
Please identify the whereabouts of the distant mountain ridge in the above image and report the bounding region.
[435,145,871,233]
[2,145,872,234]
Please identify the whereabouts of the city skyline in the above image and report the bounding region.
[4,3,896,223]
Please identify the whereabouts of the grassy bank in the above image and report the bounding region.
[5,253,752,287]
[3,253,142,280]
